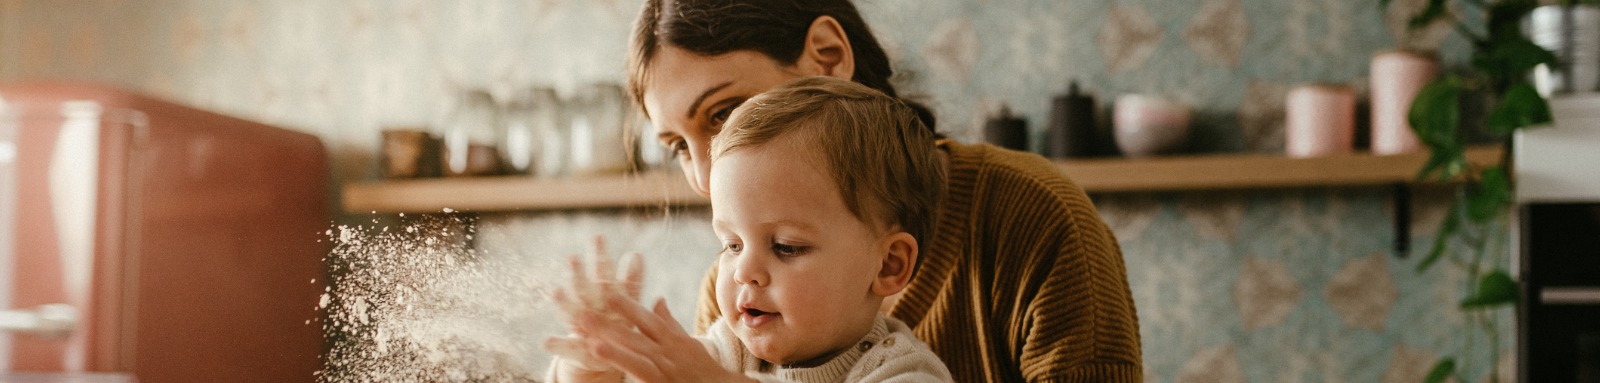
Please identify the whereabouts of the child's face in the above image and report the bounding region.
[709,136,890,366]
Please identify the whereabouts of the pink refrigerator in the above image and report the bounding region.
[0,82,329,382]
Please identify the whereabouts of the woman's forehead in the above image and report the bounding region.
[642,48,792,120]
[642,52,721,121]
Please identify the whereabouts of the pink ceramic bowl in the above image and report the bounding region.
[1113,95,1191,157]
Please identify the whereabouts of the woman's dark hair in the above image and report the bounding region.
[627,0,936,130]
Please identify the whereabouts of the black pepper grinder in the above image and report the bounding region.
[1047,81,1097,158]
[983,104,1029,152]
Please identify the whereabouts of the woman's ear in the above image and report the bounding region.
[871,231,917,297]
[796,15,855,79]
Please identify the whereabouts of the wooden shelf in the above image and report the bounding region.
[1058,145,1502,192]
[342,171,705,213]
[342,145,1502,213]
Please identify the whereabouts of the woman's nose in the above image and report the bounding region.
[676,144,713,198]
[690,151,712,198]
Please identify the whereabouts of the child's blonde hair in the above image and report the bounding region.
[711,76,944,247]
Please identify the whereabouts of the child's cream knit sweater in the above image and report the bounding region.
[699,314,953,383]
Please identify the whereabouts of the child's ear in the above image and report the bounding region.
[871,231,918,297]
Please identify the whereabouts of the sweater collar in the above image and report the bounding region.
[769,315,892,381]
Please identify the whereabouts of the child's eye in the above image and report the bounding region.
[722,242,743,254]
[772,243,806,257]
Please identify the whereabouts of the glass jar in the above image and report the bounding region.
[568,83,631,176]
[500,87,564,177]
[440,89,502,176]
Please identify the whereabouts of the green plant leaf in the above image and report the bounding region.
[1461,269,1520,308]
[1409,0,1452,29]
[1467,166,1513,222]
[1409,77,1463,150]
[1472,36,1559,84]
[1416,146,1467,182]
[1486,0,1541,39]
[1408,77,1467,182]
[1425,358,1456,383]
[1486,83,1553,134]
[1416,201,1462,273]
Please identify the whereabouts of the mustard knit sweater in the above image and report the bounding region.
[696,141,1143,382]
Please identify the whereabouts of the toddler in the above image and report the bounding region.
[547,76,951,382]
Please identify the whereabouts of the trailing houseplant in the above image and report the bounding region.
[1379,0,1590,381]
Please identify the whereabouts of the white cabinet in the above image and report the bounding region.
[1516,94,1600,203]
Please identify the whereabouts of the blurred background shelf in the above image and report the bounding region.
[342,145,1502,213]
[1059,145,1502,192]
[342,171,704,213]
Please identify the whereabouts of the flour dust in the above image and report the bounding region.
[316,214,565,382]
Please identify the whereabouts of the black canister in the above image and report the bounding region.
[1581,332,1600,383]
[984,105,1029,152]
[1047,81,1098,158]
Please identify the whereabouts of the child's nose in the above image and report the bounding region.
[732,251,769,287]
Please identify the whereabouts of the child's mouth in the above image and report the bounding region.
[741,307,777,328]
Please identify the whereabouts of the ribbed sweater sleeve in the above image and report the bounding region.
[892,142,1142,382]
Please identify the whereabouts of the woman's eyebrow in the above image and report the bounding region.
[686,81,734,119]
[655,130,677,142]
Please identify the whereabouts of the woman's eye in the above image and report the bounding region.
[708,105,734,127]
[722,242,743,254]
[665,139,688,159]
[773,243,806,257]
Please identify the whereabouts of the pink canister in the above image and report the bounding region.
[1370,50,1439,155]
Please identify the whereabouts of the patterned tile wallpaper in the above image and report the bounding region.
[1,0,1513,381]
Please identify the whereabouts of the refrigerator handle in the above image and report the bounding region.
[0,304,77,336]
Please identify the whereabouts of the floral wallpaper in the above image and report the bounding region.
[0,0,1513,381]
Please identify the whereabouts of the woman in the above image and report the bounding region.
[627,1,1141,381]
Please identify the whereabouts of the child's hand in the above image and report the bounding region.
[544,236,645,375]
[576,294,756,383]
